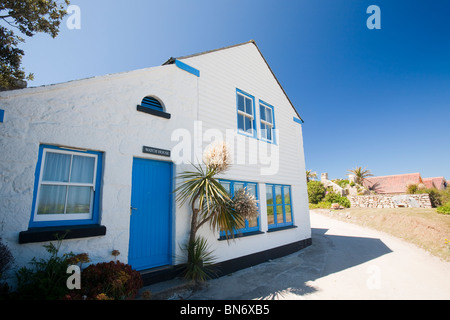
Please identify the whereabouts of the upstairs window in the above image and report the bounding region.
[259,101,275,143]
[236,89,256,138]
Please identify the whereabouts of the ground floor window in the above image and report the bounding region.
[219,180,260,235]
[30,145,103,228]
[266,184,293,229]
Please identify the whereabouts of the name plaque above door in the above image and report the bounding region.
[142,146,171,157]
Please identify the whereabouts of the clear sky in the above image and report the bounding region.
[19,0,450,180]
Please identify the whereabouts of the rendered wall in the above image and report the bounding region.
[0,65,198,277]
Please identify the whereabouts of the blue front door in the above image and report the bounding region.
[128,158,173,271]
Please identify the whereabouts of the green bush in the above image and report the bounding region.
[307,181,326,204]
[323,192,351,208]
[439,189,450,205]
[309,201,332,209]
[437,202,450,215]
[15,241,75,300]
[0,238,14,298]
[406,184,419,194]
[333,179,349,188]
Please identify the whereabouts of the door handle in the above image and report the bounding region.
[130,206,138,215]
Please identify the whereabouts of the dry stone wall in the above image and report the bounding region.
[348,194,432,209]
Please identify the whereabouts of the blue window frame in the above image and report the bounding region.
[266,184,293,229]
[29,145,103,228]
[259,100,276,144]
[236,89,257,139]
[219,180,260,235]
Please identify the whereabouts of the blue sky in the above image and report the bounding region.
[19,0,450,180]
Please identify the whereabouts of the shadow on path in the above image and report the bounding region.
[187,227,392,300]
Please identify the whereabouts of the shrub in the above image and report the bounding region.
[406,184,419,194]
[333,179,349,188]
[66,260,143,300]
[181,236,217,283]
[323,192,351,208]
[15,241,75,300]
[439,189,450,205]
[437,202,450,215]
[309,201,332,209]
[0,238,14,298]
[307,181,326,204]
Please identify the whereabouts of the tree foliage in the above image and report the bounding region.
[347,166,374,185]
[0,0,70,89]
[307,181,326,204]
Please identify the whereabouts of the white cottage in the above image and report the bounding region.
[0,40,311,285]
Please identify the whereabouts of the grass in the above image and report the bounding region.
[313,207,450,262]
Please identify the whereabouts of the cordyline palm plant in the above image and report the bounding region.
[175,141,258,282]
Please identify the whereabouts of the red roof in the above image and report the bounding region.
[423,177,447,190]
[363,173,422,194]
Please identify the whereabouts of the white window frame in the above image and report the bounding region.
[259,101,275,143]
[33,148,98,222]
[237,91,255,136]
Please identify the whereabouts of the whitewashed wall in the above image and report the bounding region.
[0,65,198,278]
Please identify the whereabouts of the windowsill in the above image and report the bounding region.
[218,230,264,241]
[19,224,106,244]
[267,225,297,233]
[137,105,171,119]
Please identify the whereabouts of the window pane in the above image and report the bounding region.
[37,185,67,214]
[276,205,284,224]
[261,123,267,139]
[266,186,273,205]
[237,94,245,112]
[234,183,244,192]
[248,215,258,228]
[244,116,252,133]
[275,186,282,204]
[266,107,273,124]
[66,186,92,214]
[221,181,231,194]
[245,97,253,115]
[285,205,292,223]
[236,218,246,230]
[42,152,71,182]
[266,126,272,141]
[267,206,274,225]
[284,187,291,204]
[260,105,266,121]
[246,184,256,197]
[238,114,245,131]
[71,155,95,184]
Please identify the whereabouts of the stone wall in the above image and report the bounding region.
[348,194,432,209]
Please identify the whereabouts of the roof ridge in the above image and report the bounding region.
[366,172,421,179]
[162,40,256,64]
[162,40,304,123]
